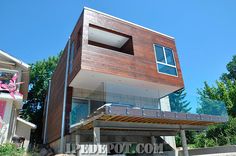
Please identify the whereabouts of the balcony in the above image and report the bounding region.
[70,83,228,130]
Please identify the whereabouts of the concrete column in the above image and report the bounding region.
[151,136,156,145]
[180,129,189,156]
[75,134,80,153]
[76,134,80,145]
[93,127,100,144]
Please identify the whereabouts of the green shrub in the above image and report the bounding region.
[205,139,216,147]
[193,133,206,148]
[0,143,24,156]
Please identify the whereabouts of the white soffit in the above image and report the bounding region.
[70,69,178,98]
[88,27,129,48]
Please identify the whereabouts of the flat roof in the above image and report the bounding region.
[84,7,175,40]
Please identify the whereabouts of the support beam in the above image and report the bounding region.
[76,129,177,136]
[93,120,207,131]
[180,129,189,156]
[93,127,100,144]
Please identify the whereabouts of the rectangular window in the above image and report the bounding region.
[154,45,177,76]
[69,41,74,74]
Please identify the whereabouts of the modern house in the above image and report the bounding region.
[0,50,36,150]
[43,8,228,155]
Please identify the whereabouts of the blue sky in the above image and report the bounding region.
[1,0,236,112]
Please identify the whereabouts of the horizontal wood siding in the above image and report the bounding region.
[46,12,83,143]
[46,45,67,143]
[68,13,83,84]
[81,9,184,88]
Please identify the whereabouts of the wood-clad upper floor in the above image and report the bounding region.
[67,8,184,94]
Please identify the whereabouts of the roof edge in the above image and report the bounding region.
[17,117,37,129]
[0,49,30,69]
[83,7,175,40]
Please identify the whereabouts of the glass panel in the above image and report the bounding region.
[73,87,161,111]
[165,48,175,66]
[155,45,165,63]
[72,85,228,124]
[158,63,177,76]
[169,89,228,118]
[70,99,88,125]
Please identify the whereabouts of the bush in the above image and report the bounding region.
[193,133,206,148]
[205,139,216,147]
[0,143,24,156]
[192,117,236,148]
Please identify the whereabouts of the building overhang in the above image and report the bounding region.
[70,69,181,99]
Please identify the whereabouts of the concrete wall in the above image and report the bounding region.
[178,145,236,156]
[0,99,13,144]
[15,120,32,150]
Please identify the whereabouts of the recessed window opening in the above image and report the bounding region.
[154,44,178,76]
[88,24,134,55]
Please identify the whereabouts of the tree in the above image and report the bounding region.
[20,52,61,145]
[169,89,193,147]
[196,89,228,116]
[194,55,236,147]
[197,55,236,117]
[169,89,191,113]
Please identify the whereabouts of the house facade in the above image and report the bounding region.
[0,50,36,150]
[43,8,228,155]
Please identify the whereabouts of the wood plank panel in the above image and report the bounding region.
[80,9,184,89]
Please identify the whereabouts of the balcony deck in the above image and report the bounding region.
[70,104,228,131]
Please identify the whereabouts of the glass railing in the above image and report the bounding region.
[70,87,229,126]
[169,94,228,118]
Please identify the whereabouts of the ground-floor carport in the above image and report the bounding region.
[68,104,228,156]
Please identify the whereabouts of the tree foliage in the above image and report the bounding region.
[169,89,191,113]
[194,55,236,147]
[20,53,61,144]
[169,89,193,147]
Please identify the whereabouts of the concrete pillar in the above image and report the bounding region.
[93,127,100,144]
[151,136,156,145]
[76,134,80,145]
[180,129,189,156]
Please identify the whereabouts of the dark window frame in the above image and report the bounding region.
[153,44,178,77]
